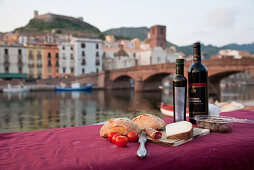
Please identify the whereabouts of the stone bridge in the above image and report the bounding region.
[77,58,254,94]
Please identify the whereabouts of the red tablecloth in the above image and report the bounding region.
[1,110,254,170]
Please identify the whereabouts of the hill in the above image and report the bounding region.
[14,13,102,38]
[222,43,254,54]
[103,27,149,41]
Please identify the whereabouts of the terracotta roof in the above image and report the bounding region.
[116,45,128,57]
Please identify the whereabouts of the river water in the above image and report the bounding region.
[0,85,254,132]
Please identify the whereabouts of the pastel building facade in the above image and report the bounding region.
[43,43,60,79]
[59,37,102,77]
[0,45,28,79]
[27,44,44,79]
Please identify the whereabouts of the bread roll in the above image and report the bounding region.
[132,114,166,130]
[100,118,141,137]
[166,121,193,140]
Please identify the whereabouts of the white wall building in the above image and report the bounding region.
[59,37,102,76]
[0,45,28,78]
[219,49,242,59]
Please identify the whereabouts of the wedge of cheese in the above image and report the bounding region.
[166,121,193,140]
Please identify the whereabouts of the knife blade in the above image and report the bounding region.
[137,131,147,158]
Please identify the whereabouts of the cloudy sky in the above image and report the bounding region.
[0,0,253,46]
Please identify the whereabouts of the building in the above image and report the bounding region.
[0,45,28,79]
[26,43,44,79]
[59,37,102,77]
[113,45,137,69]
[149,25,167,49]
[43,43,60,79]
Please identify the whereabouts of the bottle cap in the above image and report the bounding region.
[176,58,185,65]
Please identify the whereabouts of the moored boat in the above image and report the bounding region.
[3,84,30,93]
[160,103,189,117]
[55,82,92,91]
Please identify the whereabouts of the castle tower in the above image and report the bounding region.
[149,25,166,49]
[34,10,39,18]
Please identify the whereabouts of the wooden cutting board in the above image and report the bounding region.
[147,128,210,147]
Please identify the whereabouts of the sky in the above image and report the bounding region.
[0,0,253,46]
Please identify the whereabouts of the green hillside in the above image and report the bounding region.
[14,13,102,38]
[103,27,149,40]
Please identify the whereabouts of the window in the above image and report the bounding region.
[81,43,86,48]
[133,53,136,58]
[37,68,41,74]
[37,51,41,60]
[82,68,85,74]
[63,67,66,73]
[96,59,100,66]
[70,67,74,73]
[96,68,99,73]
[29,68,33,74]
[62,53,66,60]
[114,53,117,57]
[160,28,163,35]
[96,44,99,49]
[18,67,22,73]
[152,28,155,35]
[56,53,59,59]
[124,60,127,66]
[62,46,65,50]
[5,66,9,73]
[82,59,86,65]
[48,52,51,59]
[157,57,161,63]
[56,61,59,67]
[48,60,52,66]
[18,49,22,55]
[70,46,73,50]
[48,67,52,73]
[70,53,74,60]
[82,51,85,57]
[96,52,99,57]
[4,49,8,55]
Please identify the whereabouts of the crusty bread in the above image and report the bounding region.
[100,118,141,137]
[166,121,193,140]
[132,114,166,130]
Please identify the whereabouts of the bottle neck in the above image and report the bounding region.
[176,65,184,75]
[193,56,201,62]
[193,46,201,62]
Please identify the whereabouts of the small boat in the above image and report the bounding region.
[55,82,92,91]
[3,84,30,93]
[160,103,189,117]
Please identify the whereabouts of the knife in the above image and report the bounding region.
[137,131,147,158]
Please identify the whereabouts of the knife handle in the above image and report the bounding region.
[137,141,147,158]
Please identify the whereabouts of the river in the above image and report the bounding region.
[0,85,254,132]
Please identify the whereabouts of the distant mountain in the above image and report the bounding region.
[14,13,102,38]
[103,27,149,40]
[222,43,254,54]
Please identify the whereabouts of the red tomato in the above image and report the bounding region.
[115,136,128,147]
[112,134,120,144]
[127,131,139,142]
[108,132,118,142]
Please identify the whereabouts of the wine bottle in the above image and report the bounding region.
[188,42,208,124]
[173,59,187,122]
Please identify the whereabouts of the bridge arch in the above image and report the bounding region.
[142,72,172,91]
[111,75,135,89]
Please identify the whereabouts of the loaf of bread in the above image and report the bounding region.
[132,114,166,130]
[100,118,141,137]
[166,121,193,140]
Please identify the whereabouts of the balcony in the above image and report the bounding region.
[29,63,34,67]
[4,60,10,65]
[37,63,42,67]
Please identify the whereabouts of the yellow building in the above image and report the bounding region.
[26,43,44,79]
[105,35,115,42]
[131,38,140,49]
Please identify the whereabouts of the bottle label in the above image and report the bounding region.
[188,83,207,117]
[175,87,186,122]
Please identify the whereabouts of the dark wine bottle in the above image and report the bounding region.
[188,42,208,124]
[173,59,187,122]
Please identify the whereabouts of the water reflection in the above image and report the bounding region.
[0,85,253,132]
